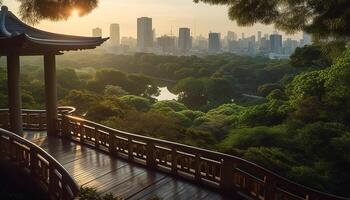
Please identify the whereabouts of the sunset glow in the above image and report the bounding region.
[71,8,80,17]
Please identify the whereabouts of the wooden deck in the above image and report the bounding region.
[23,131,237,200]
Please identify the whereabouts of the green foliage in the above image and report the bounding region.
[258,84,282,97]
[57,68,82,89]
[238,102,286,127]
[59,90,102,114]
[323,48,350,124]
[119,95,151,112]
[290,45,332,69]
[296,122,349,160]
[104,85,128,97]
[152,100,187,112]
[194,0,350,38]
[207,103,245,116]
[243,147,297,175]
[219,126,290,152]
[286,70,325,107]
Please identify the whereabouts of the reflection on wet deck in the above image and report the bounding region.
[25,132,235,200]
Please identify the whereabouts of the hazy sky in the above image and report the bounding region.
[3,0,301,40]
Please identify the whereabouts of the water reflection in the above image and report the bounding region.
[155,87,178,101]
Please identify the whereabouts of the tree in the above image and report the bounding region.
[194,0,350,37]
[173,77,208,109]
[104,85,128,97]
[119,95,151,112]
[290,45,331,69]
[12,0,98,24]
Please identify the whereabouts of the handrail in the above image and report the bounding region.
[61,115,349,200]
[0,106,76,130]
[0,128,80,200]
[0,108,349,200]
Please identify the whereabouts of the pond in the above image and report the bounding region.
[155,87,178,101]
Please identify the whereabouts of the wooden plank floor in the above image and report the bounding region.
[23,132,239,200]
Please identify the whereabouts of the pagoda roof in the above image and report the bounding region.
[0,6,108,55]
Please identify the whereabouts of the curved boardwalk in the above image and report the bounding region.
[23,131,235,200]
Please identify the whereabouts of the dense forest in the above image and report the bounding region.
[0,41,350,197]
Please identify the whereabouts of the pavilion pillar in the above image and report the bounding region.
[44,54,58,136]
[7,54,23,135]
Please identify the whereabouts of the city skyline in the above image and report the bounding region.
[2,0,303,40]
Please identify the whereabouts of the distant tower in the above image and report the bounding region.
[92,27,102,37]
[137,17,153,50]
[178,28,192,54]
[242,33,245,39]
[302,32,312,46]
[227,31,235,41]
[110,24,120,45]
[258,31,262,42]
[208,32,221,53]
[270,33,283,53]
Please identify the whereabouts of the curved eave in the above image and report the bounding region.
[0,34,108,55]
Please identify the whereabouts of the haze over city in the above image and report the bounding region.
[3,0,302,39]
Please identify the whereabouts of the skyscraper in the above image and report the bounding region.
[302,32,312,46]
[137,17,153,50]
[227,31,235,41]
[178,28,192,54]
[257,31,262,43]
[270,33,282,53]
[157,35,176,54]
[209,32,221,53]
[110,24,120,45]
[92,27,102,37]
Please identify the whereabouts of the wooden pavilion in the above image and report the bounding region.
[0,5,108,135]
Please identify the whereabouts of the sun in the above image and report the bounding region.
[71,8,80,17]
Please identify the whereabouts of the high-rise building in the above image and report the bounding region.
[92,27,102,37]
[301,32,312,46]
[157,35,176,54]
[257,31,262,43]
[242,33,245,39]
[110,24,120,45]
[227,31,235,41]
[209,32,221,53]
[137,17,153,50]
[283,38,299,55]
[270,34,282,53]
[178,28,192,54]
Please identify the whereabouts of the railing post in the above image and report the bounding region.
[94,127,100,148]
[146,141,156,168]
[171,148,177,174]
[220,158,234,192]
[194,153,201,182]
[79,122,85,143]
[128,137,134,161]
[109,132,116,155]
[265,175,277,200]
[48,163,55,198]
[30,150,37,177]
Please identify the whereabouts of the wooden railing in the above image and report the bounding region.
[0,107,76,130]
[0,108,349,200]
[60,115,349,200]
[0,128,80,200]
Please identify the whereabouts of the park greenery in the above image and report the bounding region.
[1,41,350,197]
[0,0,350,198]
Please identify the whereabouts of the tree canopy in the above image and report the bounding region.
[3,0,98,24]
[194,0,350,37]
